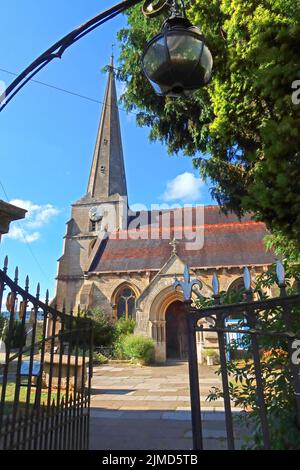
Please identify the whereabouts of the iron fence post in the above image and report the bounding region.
[279,284,300,427]
[214,293,235,450]
[0,265,93,450]
[185,300,203,451]
[245,289,270,449]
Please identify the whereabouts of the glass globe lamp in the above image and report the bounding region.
[142,16,213,97]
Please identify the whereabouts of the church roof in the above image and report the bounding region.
[88,206,275,273]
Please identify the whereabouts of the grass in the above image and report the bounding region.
[0,382,60,415]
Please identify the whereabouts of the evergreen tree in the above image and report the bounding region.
[118,0,300,246]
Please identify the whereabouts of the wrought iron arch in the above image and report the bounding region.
[0,0,143,112]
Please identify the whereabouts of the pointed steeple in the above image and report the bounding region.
[87,56,127,199]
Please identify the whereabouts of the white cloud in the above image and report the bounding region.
[6,199,60,244]
[162,172,204,203]
[8,226,40,243]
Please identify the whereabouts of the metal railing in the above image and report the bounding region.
[176,263,300,450]
[0,257,93,450]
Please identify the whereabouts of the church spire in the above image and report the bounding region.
[87,56,127,199]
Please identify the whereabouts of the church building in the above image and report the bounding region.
[55,58,275,363]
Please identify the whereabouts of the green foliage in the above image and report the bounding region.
[93,351,109,365]
[113,338,127,360]
[196,286,245,310]
[118,1,300,246]
[0,315,6,339]
[202,348,219,358]
[35,323,44,347]
[209,350,300,449]
[265,230,300,262]
[115,316,136,338]
[88,308,115,347]
[120,335,155,365]
[3,320,26,350]
[113,316,136,359]
[204,262,300,449]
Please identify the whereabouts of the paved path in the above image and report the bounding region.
[90,362,246,450]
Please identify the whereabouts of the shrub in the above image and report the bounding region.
[203,349,219,358]
[89,308,115,347]
[113,338,127,360]
[261,348,288,362]
[93,351,109,365]
[0,315,6,339]
[3,320,26,350]
[112,317,136,359]
[121,335,155,365]
[115,316,136,339]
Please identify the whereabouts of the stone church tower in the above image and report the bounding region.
[55,58,276,363]
[56,57,128,312]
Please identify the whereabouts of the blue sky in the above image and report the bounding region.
[0,0,214,299]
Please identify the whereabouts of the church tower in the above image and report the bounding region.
[55,57,128,311]
[87,56,127,200]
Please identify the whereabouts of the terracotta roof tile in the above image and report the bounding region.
[89,207,275,273]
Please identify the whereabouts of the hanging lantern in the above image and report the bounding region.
[141,2,213,97]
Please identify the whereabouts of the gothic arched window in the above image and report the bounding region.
[227,277,245,320]
[228,277,245,293]
[116,286,136,320]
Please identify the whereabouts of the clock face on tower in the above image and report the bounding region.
[89,207,104,223]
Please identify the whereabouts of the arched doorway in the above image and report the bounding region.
[166,300,188,360]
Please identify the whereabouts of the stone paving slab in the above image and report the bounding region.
[90,417,193,450]
[90,408,242,422]
[90,416,244,451]
[90,362,246,450]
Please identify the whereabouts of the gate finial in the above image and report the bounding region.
[174,265,202,301]
[25,276,29,292]
[276,260,285,286]
[212,272,220,296]
[3,256,8,272]
[45,289,49,305]
[243,267,252,292]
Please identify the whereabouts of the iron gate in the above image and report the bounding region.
[182,264,300,450]
[0,257,93,450]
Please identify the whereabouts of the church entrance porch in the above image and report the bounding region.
[166,301,188,360]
